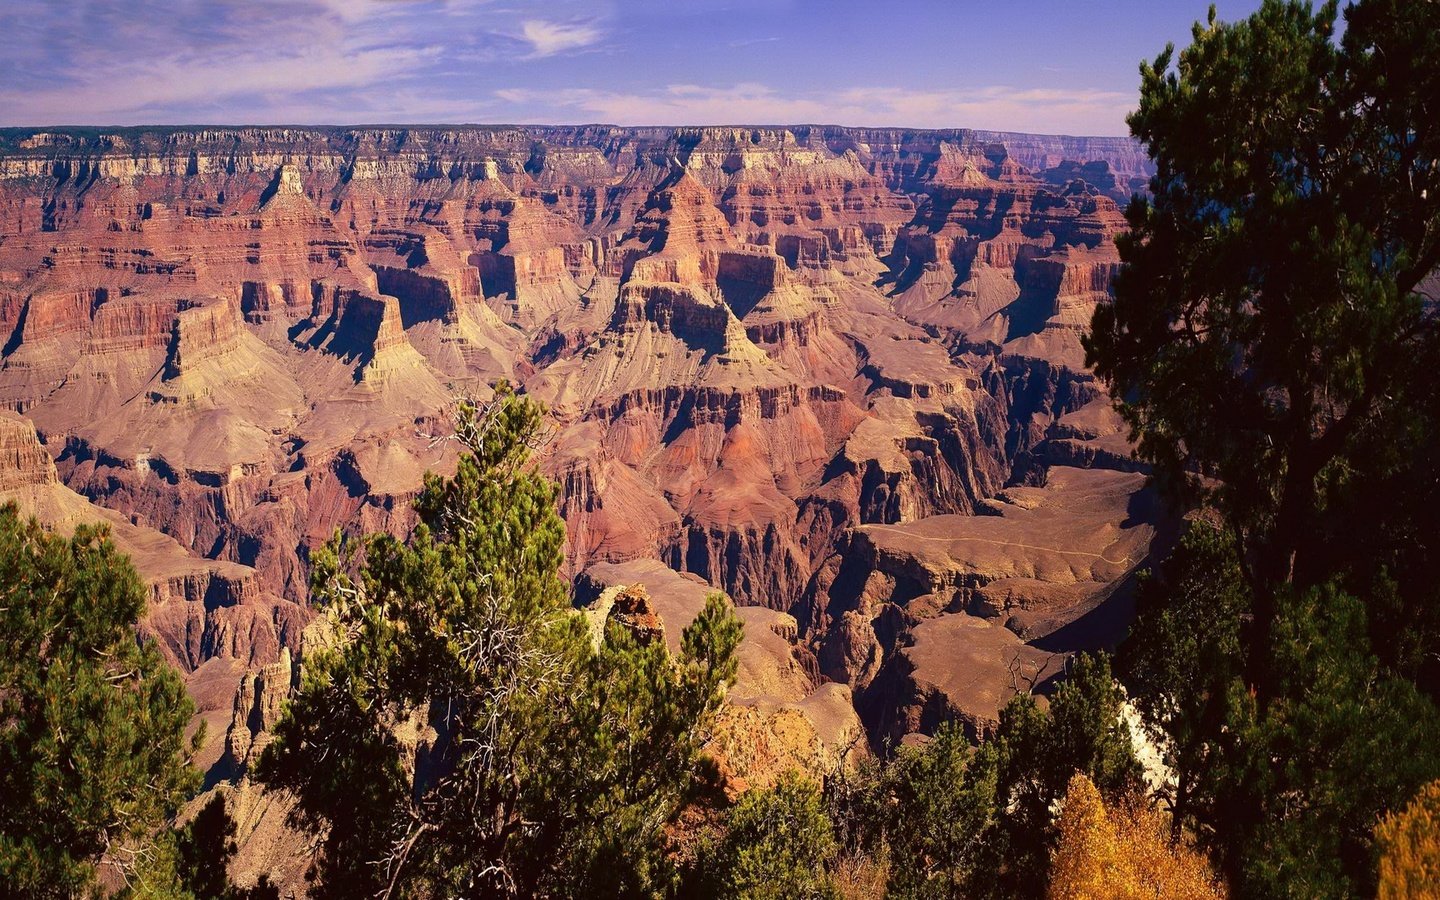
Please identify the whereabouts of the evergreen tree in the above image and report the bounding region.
[703,772,838,900]
[551,591,740,897]
[824,653,1140,899]
[864,723,1001,899]
[1207,584,1440,895]
[0,503,200,897]
[989,653,1143,897]
[1088,0,1440,892]
[1123,521,1247,838]
[1124,521,1440,893]
[257,384,741,897]
[1084,0,1440,697]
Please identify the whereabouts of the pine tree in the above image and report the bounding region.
[823,653,1141,899]
[257,384,741,897]
[868,723,1001,899]
[1212,584,1440,895]
[0,503,199,897]
[1122,521,1247,839]
[1085,0,1440,698]
[704,771,838,900]
[552,590,741,897]
[988,652,1143,897]
[1086,1,1440,891]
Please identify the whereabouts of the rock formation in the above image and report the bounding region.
[576,559,865,794]
[0,125,1163,765]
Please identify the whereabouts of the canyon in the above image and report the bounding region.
[0,124,1164,783]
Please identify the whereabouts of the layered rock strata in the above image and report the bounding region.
[0,125,1160,756]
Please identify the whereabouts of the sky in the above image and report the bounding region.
[0,0,1268,136]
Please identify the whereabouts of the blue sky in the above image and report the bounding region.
[0,0,1266,135]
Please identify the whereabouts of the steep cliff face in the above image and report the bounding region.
[0,411,308,680]
[0,124,1161,748]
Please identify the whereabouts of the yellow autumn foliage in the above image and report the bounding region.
[1048,773,1225,900]
[1377,778,1440,899]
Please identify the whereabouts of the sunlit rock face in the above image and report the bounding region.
[0,125,1163,746]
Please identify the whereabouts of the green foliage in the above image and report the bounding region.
[989,653,1143,897]
[1124,521,1440,895]
[0,502,200,897]
[545,591,742,898]
[821,653,1139,899]
[1042,654,1145,801]
[257,384,741,897]
[1123,521,1247,834]
[116,805,277,900]
[1085,0,1440,688]
[1086,1,1440,892]
[852,723,1001,899]
[1208,584,1440,896]
[120,830,191,900]
[703,772,838,900]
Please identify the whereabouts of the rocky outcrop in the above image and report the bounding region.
[807,466,1163,746]
[186,622,335,897]
[578,558,864,791]
[582,581,668,649]
[0,411,308,683]
[221,648,296,776]
[0,124,1161,760]
[0,408,57,488]
[865,613,1062,742]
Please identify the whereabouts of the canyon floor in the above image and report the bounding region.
[0,125,1168,823]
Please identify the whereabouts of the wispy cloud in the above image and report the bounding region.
[495,83,828,124]
[20,45,438,123]
[518,19,604,58]
[493,82,1133,134]
[0,0,457,124]
[0,0,605,126]
[0,0,1138,134]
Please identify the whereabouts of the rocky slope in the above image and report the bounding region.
[0,124,1161,757]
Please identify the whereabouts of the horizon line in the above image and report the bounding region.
[0,122,1138,143]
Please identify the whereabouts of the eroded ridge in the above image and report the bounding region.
[0,125,1161,751]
